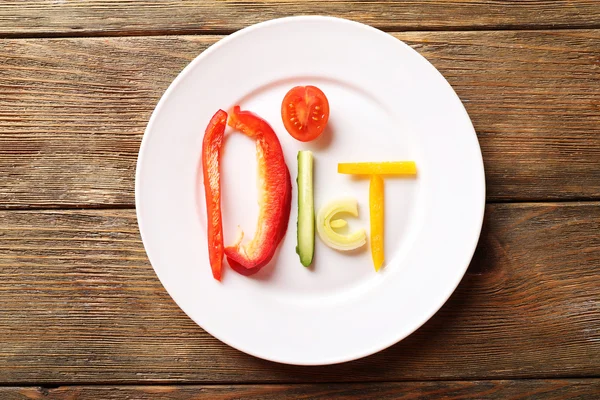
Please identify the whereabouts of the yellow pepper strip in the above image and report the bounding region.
[369,175,385,271]
[338,161,417,176]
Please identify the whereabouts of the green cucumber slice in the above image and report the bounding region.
[296,150,314,267]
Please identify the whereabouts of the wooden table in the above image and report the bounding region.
[1,2,599,399]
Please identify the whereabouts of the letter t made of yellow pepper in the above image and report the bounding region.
[338,162,417,271]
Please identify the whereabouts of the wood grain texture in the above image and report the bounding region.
[0,203,598,383]
[1,31,599,207]
[1,1,600,36]
[4,380,600,400]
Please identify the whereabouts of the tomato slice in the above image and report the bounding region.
[281,85,330,142]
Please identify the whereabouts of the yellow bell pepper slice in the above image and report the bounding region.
[369,175,385,271]
[338,161,417,176]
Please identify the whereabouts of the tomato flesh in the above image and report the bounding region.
[281,85,330,142]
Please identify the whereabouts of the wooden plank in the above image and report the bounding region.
[1,1,600,36]
[0,31,599,207]
[3,380,600,399]
[0,203,598,383]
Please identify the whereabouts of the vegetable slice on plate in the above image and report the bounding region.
[224,106,292,276]
[281,85,330,142]
[201,107,292,279]
[201,109,227,281]
[369,175,385,271]
[338,161,417,175]
[296,150,315,267]
[338,160,417,271]
[317,198,366,251]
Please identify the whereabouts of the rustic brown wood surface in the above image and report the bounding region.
[2,1,600,397]
[3,380,600,400]
[1,1,600,36]
[1,31,599,207]
[0,203,597,384]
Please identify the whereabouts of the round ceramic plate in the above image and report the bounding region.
[136,16,485,365]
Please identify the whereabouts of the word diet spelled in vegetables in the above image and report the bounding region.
[202,87,416,281]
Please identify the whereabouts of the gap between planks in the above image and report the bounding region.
[0,376,599,388]
[2,24,600,40]
[0,379,599,400]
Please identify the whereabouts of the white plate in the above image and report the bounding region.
[136,16,485,365]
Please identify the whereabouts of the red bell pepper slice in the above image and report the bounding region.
[224,106,292,274]
[202,109,227,281]
[202,107,291,280]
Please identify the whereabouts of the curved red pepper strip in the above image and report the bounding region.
[224,106,292,274]
[202,109,227,281]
